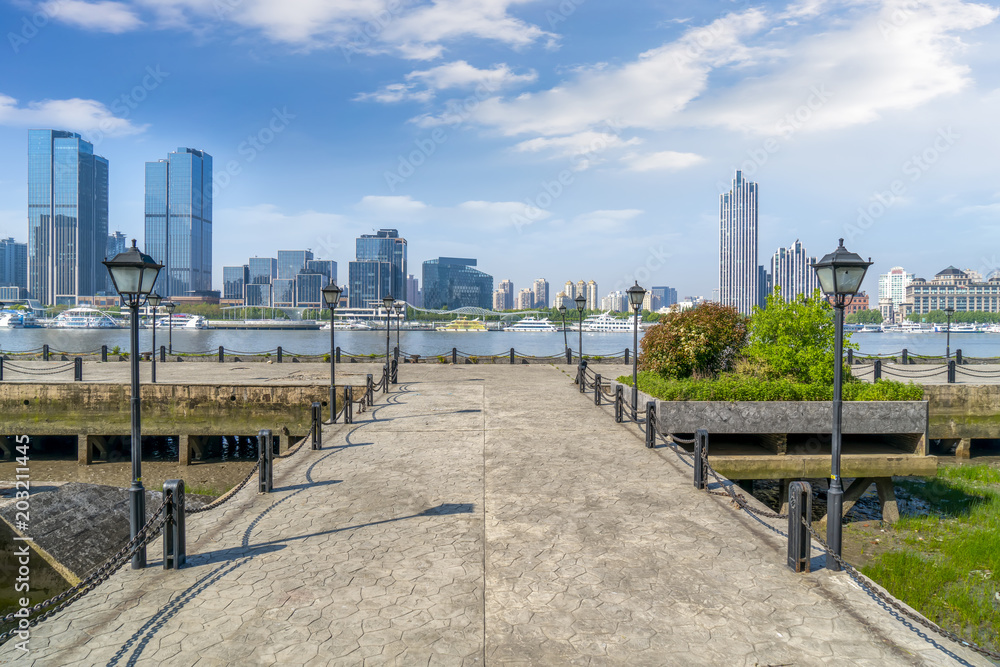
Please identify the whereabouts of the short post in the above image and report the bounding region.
[344,386,353,424]
[901,348,908,365]
[645,401,656,449]
[509,348,515,364]
[311,402,322,450]
[366,374,374,406]
[786,481,812,573]
[847,349,853,365]
[694,428,709,490]
[565,348,572,364]
[42,344,49,361]
[394,346,399,362]
[336,346,341,363]
[162,479,186,570]
[948,360,956,384]
[873,359,882,381]
[956,349,963,365]
[74,357,82,381]
[160,345,165,362]
[0,358,4,381]
[218,346,224,363]
[624,348,629,365]
[594,374,602,406]
[277,346,283,363]
[101,345,108,362]
[258,429,273,493]
[578,360,587,393]
[452,347,457,364]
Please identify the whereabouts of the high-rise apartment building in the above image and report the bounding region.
[28,130,109,305]
[492,290,505,311]
[602,291,627,313]
[554,291,571,310]
[516,288,534,310]
[720,170,759,315]
[533,279,549,308]
[497,279,514,310]
[878,266,914,308]
[564,281,575,300]
[586,280,598,311]
[144,147,213,297]
[770,240,818,301]
[422,257,492,310]
[277,250,314,280]
[576,280,587,304]
[406,274,421,308]
[0,238,28,298]
[349,229,407,308]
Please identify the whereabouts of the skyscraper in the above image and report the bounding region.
[223,265,248,302]
[516,288,534,310]
[348,229,407,308]
[564,280,575,300]
[306,260,337,283]
[770,240,818,301]
[144,147,213,297]
[533,279,549,308]
[422,257,492,310]
[720,170,759,315]
[650,286,678,310]
[277,250,314,280]
[28,130,108,305]
[0,238,28,298]
[106,231,127,294]
[406,274,421,308]
[878,266,914,308]
[498,279,514,310]
[586,280,598,310]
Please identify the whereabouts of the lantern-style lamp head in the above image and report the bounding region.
[627,281,646,310]
[812,238,872,303]
[574,294,587,313]
[164,301,176,314]
[147,291,162,309]
[103,239,163,306]
[558,303,566,315]
[945,306,955,315]
[322,282,343,309]
[383,294,395,311]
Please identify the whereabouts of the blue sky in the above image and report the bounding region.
[1,0,998,299]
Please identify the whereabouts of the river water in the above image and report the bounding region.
[1,328,998,359]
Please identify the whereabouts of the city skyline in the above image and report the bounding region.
[1,2,998,300]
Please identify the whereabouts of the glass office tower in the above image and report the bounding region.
[277,250,314,280]
[27,130,109,305]
[422,257,493,310]
[145,148,213,297]
[223,265,249,302]
[348,229,406,308]
[0,238,28,297]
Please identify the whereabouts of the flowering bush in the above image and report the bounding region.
[638,303,748,379]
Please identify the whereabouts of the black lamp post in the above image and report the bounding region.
[164,301,175,354]
[147,291,161,383]
[627,282,646,415]
[103,240,162,570]
[945,306,955,359]
[812,238,872,572]
[383,295,394,391]
[575,293,586,363]
[558,303,568,356]
[322,283,343,421]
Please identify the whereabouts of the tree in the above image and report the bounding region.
[742,287,855,385]
[639,302,748,379]
[846,309,883,325]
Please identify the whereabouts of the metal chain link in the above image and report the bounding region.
[186,461,261,515]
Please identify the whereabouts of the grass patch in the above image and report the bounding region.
[617,371,923,402]
[860,465,1000,652]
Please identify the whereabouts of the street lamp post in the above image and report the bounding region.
[812,238,872,573]
[322,283,343,422]
[575,294,586,363]
[103,240,162,570]
[627,282,646,416]
[945,306,955,359]
[147,292,161,383]
[558,303,568,355]
[164,301,175,354]
[383,295,394,391]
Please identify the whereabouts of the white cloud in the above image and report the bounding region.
[41,0,143,32]
[354,195,430,222]
[357,61,536,103]
[215,204,350,266]
[623,150,706,172]
[0,94,145,138]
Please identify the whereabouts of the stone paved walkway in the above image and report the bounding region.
[0,365,988,665]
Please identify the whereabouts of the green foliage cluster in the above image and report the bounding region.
[907,310,1000,324]
[618,371,923,402]
[846,309,883,324]
[638,302,748,378]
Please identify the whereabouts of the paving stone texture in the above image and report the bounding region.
[0,364,989,665]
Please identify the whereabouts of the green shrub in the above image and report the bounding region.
[639,302,748,378]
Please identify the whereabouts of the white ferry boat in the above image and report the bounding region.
[0,309,39,328]
[156,314,209,330]
[506,317,557,332]
[320,319,371,331]
[50,307,123,329]
[933,323,982,334]
[574,311,641,333]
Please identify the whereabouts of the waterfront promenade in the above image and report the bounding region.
[0,365,988,665]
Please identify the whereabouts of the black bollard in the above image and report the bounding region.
[578,360,587,393]
[258,429,273,493]
[615,385,623,423]
[218,346,225,363]
[336,346,341,363]
[277,346,283,363]
[163,479,186,570]
[694,429,709,490]
[624,348,629,365]
[452,347,457,364]
[345,386,353,424]
[510,348,515,364]
[0,358,4,381]
[645,401,656,449]
[787,481,812,573]
[366,374,374,406]
[948,360,956,384]
[74,357,82,381]
[956,349,963,365]
[847,349,853,365]
[873,360,882,381]
[565,347,572,364]
[101,345,108,362]
[42,344,49,361]
[160,345,166,362]
[594,374,602,406]
[311,402,322,450]
[901,348,908,365]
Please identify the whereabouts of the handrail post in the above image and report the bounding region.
[847,349,853,365]
[873,359,882,381]
[311,402,322,449]
[578,360,587,393]
[510,348,515,364]
[615,385,623,423]
[694,429,709,490]
[901,348,908,365]
[160,345,165,362]
[218,346,224,363]
[74,357,82,381]
[258,429,273,493]
[645,401,656,449]
[565,347,572,364]
[391,358,398,384]
[594,373,601,405]
[787,481,812,573]
[948,360,956,384]
[42,344,49,361]
[101,345,108,362]
[624,348,629,365]
[452,347,457,364]
[336,346,341,363]
[277,346,283,363]
[162,479,186,570]
[366,374,374,406]
[956,349,963,365]
[0,358,3,381]
[345,386,353,424]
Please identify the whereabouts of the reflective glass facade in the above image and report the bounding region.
[0,237,28,296]
[28,130,108,305]
[105,231,127,294]
[245,283,270,307]
[349,229,406,308]
[144,148,212,297]
[296,273,324,307]
[422,258,493,310]
[272,278,295,307]
[305,260,336,283]
[277,250,314,280]
[223,265,249,301]
[248,257,277,284]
